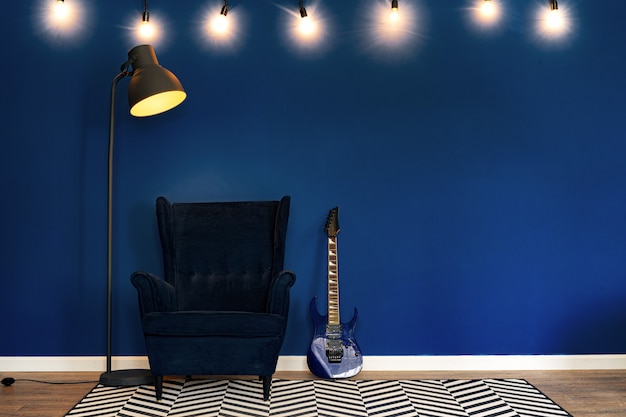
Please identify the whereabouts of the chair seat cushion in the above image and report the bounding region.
[142,311,285,337]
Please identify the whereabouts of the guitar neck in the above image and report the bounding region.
[327,236,340,325]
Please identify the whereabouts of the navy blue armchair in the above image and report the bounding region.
[131,196,295,400]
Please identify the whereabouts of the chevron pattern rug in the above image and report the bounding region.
[65,378,572,417]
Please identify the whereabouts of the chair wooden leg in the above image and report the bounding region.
[155,375,163,401]
[262,375,271,401]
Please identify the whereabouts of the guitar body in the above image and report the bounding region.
[307,296,363,379]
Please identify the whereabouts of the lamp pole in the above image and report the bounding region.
[100,68,155,387]
[99,45,186,387]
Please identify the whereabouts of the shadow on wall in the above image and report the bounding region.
[560,293,626,354]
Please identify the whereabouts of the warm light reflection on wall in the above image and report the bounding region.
[35,0,90,47]
[358,0,423,61]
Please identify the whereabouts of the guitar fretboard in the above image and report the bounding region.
[327,236,340,325]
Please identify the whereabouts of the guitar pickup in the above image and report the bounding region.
[326,324,342,336]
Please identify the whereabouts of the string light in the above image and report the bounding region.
[473,0,500,27]
[299,0,308,18]
[391,0,399,21]
[480,0,495,18]
[210,0,230,34]
[38,1,577,53]
[536,0,571,40]
[545,0,563,31]
[35,0,90,47]
[298,0,315,36]
[137,0,155,40]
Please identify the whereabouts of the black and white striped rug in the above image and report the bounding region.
[65,378,572,417]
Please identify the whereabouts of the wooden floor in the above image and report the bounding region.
[1,370,625,416]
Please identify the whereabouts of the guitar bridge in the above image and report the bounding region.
[326,339,344,363]
[325,324,344,363]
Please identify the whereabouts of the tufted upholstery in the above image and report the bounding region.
[131,196,295,401]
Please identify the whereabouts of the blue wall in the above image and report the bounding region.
[1,0,625,358]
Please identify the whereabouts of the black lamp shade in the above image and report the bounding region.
[127,45,186,117]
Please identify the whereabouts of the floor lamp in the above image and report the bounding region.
[99,44,187,387]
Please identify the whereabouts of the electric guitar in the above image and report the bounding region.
[307,207,363,379]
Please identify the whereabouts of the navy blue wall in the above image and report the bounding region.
[2,0,625,358]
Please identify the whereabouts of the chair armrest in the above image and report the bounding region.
[130,271,176,315]
[267,270,296,317]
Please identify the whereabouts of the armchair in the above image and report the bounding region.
[131,195,296,400]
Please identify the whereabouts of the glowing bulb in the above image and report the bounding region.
[211,14,229,34]
[54,1,67,17]
[299,16,315,36]
[138,20,154,39]
[474,0,500,25]
[480,1,495,17]
[51,0,72,24]
[390,0,399,21]
[546,8,563,31]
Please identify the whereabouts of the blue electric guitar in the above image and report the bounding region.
[307,207,363,379]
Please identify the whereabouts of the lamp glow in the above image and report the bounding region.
[537,0,570,37]
[46,0,78,27]
[480,1,495,17]
[275,1,328,55]
[211,14,229,34]
[532,0,575,45]
[136,0,158,42]
[36,0,89,47]
[356,0,422,62]
[138,21,155,39]
[54,0,69,20]
[545,7,563,31]
[391,0,399,21]
[295,0,317,38]
[210,0,230,34]
[298,15,315,36]
[473,0,500,26]
[200,2,244,49]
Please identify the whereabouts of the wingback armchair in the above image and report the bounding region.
[131,195,296,400]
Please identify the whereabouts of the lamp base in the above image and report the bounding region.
[99,369,154,387]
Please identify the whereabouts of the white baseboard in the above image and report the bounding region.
[1,355,624,373]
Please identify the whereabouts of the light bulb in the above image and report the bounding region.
[212,14,229,33]
[546,8,563,30]
[391,0,399,20]
[53,0,69,21]
[299,15,314,36]
[138,20,154,39]
[480,1,495,17]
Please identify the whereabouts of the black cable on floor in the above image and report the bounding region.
[1,377,98,386]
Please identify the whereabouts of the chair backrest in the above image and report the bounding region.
[156,196,290,312]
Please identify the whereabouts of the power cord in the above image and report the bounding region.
[2,377,97,386]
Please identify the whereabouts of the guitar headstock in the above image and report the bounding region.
[325,207,340,238]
